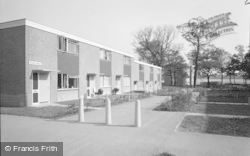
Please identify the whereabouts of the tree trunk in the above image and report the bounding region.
[193,38,200,88]
[221,72,223,86]
[174,72,177,86]
[233,73,236,84]
[229,75,232,84]
[190,65,192,86]
[207,75,210,88]
[169,72,173,86]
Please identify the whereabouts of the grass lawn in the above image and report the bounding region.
[178,115,250,137]
[192,103,250,116]
[200,96,248,103]
[0,106,80,119]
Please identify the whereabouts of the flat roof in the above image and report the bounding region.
[0,19,162,69]
[0,19,134,57]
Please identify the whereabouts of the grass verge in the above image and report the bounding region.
[178,115,250,137]
[192,103,250,116]
[0,106,82,119]
[154,91,193,111]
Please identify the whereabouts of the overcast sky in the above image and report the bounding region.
[1,0,249,59]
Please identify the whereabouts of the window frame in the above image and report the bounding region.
[124,56,131,65]
[58,36,79,54]
[100,49,111,61]
[139,64,144,71]
[57,73,79,90]
[100,75,111,87]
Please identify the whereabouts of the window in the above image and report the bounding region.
[68,40,79,53]
[63,74,68,89]
[58,36,67,51]
[100,49,111,61]
[58,74,62,89]
[123,76,130,86]
[100,75,111,87]
[139,64,144,71]
[69,77,78,88]
[124,56,131,64]
[150,67,153,73]
[58,74,78,89]
[58,36,79,53]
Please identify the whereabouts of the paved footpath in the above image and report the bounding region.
[1,96,250,156]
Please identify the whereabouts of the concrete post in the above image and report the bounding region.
[128,94,131,101]
[106,98,112,125]
[135,100,141,127]
[79,95,84,122]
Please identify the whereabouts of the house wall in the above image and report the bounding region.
[79,42,100,97]
[111,52,124,93]
[25,26,58,106]
[131,62,139,90]
[0,26,26,107]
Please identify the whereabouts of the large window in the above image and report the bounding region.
[58,36,79,54]
[100,75,111,87]
[58,74,78,89]
[124,56,131,65]
[100,49,111,61]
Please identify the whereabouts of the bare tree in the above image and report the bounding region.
[177,17,219,87]
[133,26,176,67]
[164,44,187,86]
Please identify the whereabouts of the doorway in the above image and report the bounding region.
[32,72,50,105]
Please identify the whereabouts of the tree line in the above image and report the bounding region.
[132,17,250,87]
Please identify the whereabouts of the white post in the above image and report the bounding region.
[106,98,112,125]
[135,100,141,127]
[79,95,84,122]
[128,94,131,101]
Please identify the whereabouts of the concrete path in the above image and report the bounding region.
[1,96,250,156]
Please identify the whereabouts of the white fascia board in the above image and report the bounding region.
[134,60,162,69]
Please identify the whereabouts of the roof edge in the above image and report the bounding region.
[0,19,134,58]
[134,60,162,69]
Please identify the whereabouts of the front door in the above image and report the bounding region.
[87,75,95,98]
[146,81,149,92]
[32,72,39,104]
[39,73,50,103]
[116,76,121,94]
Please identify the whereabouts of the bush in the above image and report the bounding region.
[112,88,119,94]
[96,88,103,95]
[155,91,193,111]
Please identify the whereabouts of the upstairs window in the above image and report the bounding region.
[58,36,67,51]
[139,64,144,71]
[124,56,131,65]
[68,40,79,53]
[150,67,153,73]
[100,49,111,61]
[58,36,79,54]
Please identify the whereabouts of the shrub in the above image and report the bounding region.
[96,88,103,95]
[155,91,193,112]
[112,88,119,94]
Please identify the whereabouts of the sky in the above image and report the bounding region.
[0,0,249,60]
